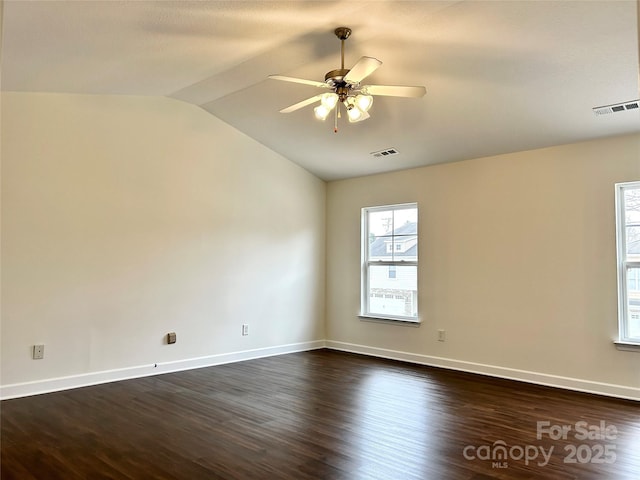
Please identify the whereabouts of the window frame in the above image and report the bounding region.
[360,202,419,324]
[615,181,640,350]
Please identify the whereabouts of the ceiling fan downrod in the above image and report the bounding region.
[330,27,353,107]
[324,27,352,90]
[334,27,351,70]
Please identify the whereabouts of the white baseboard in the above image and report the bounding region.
[3,340,638,402]
[325,341,640,402]
[0,340,326,400]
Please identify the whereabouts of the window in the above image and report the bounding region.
[615,182,640,346]
[389,265,397,278]
[361,203,418,322]
[388,266,397,279]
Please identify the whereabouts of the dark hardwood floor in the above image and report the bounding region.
[2,349,639,479]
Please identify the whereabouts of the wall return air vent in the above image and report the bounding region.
[592,100,640,115]
[370,148,399,158]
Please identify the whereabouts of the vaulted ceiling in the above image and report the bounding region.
[2,1,639,180]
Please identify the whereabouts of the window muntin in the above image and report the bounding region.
[362,203,418,321]
[616,182,640,344]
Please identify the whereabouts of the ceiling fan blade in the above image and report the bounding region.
[361,84,427,98]
[279,95,323,113]
[344,56,382,85]
[268,75,329,89]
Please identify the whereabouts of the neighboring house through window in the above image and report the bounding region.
[615,181,640,347]
[361,203,418,322]
[388,265,397,279]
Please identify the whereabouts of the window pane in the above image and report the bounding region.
[626,226,640,260]
[367,207,418,262]
[368,210,394,237]
[394,232,417,261]
[628,268,640,291]
[368,265,417,317]
[624,187,640,221]
[393,207,418,227]
[625,187,640,261]
[368,234,392,261]
[388,266,396,279]
[628,312,640,341]
[627,267,640,340]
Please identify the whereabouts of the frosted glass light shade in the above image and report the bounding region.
[320,93,339,109]
[346,106,363,122]
[347,106,370,123]
[314,105,331,120]
[354,94,373,112]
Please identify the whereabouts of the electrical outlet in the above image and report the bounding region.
[242,324,249,336]
[438,330,446,342]
[33,344,45,359]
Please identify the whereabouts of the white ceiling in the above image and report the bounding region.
[2,0,639,181]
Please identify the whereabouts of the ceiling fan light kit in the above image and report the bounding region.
[269,27,426,132]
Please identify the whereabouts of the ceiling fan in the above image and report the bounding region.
[269,27,426,132]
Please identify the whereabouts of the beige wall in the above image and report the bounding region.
[1,92,326,388]
[2,91,638,399]
[327,134,640,394]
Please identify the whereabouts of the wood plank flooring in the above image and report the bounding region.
[2,349,639,479]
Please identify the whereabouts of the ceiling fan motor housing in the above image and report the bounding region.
[324,68,353,101]
[335,86,351,103]
[334,27,352,40]
[324,69,350,84]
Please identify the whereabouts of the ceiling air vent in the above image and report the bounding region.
[592,100,640,115]
[371,148,399,158]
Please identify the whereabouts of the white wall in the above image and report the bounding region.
[1,92,326,393]
[326,133,640,399]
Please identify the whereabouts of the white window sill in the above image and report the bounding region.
[614,341,640,352]
[359,314,421,327]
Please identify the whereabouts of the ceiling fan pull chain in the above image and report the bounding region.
[334,103,339,133]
